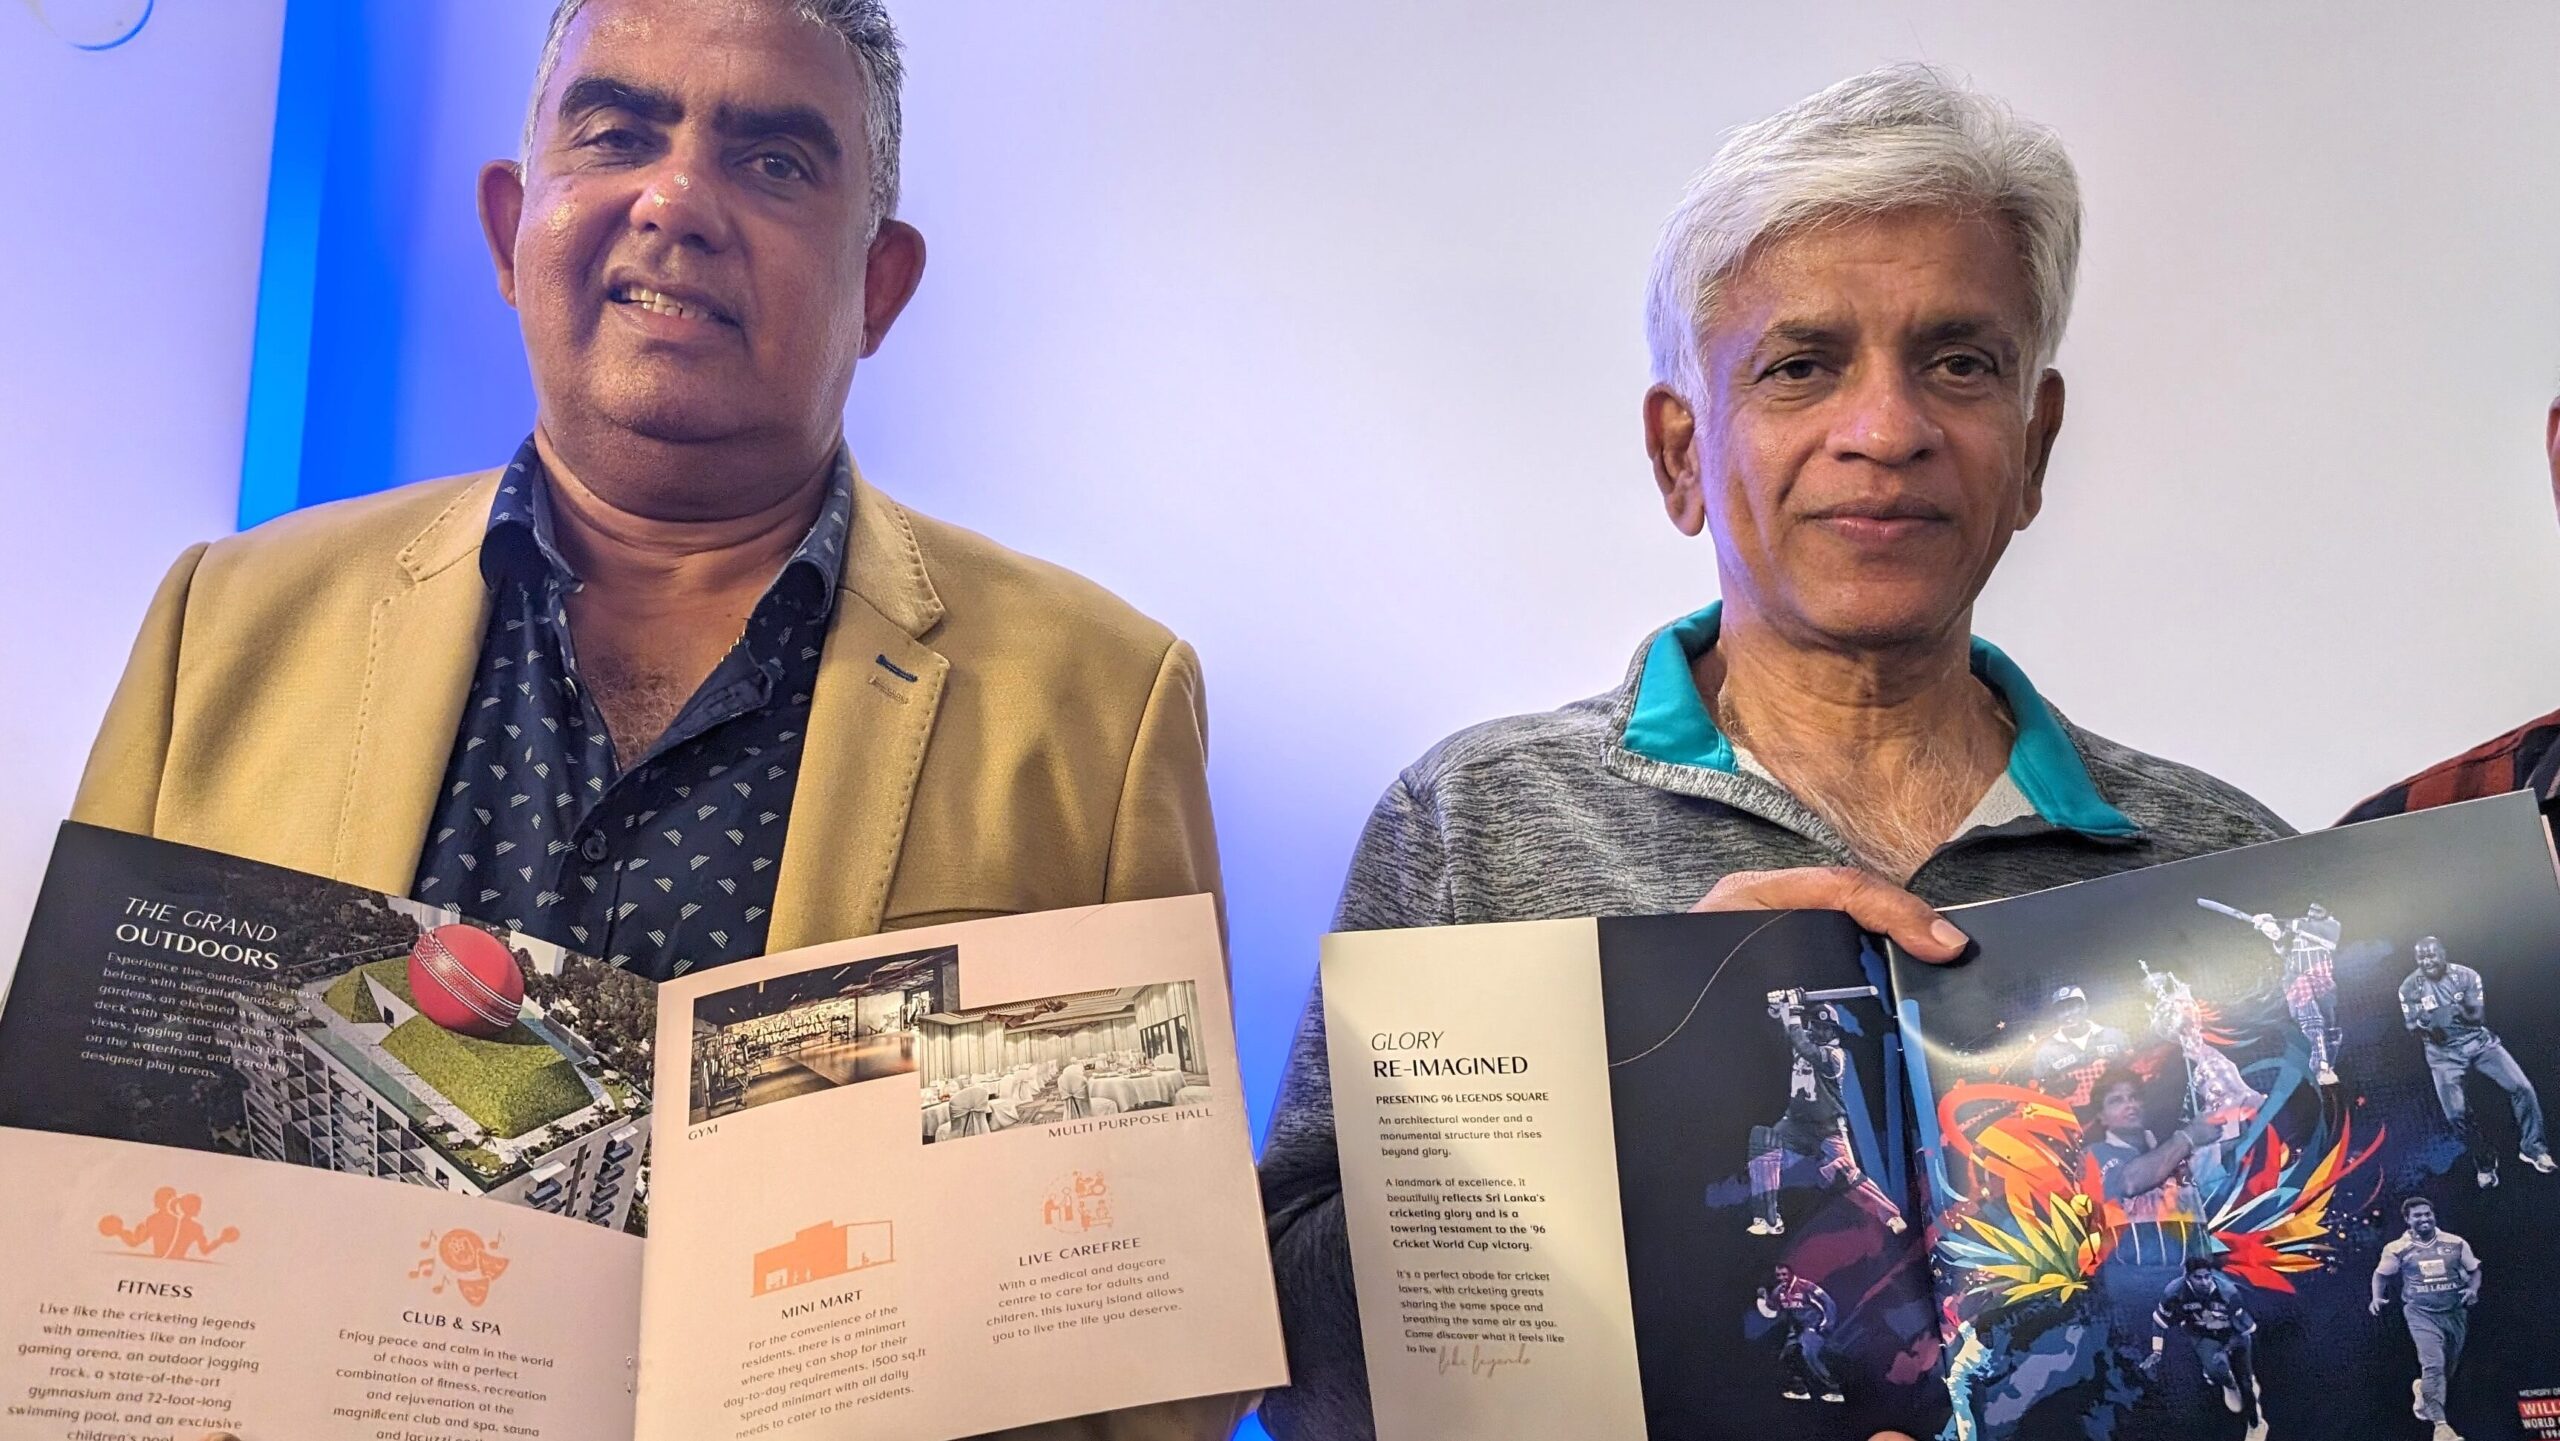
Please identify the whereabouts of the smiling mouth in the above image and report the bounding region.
[1811,510,1949,540]
[1811,501,1949,523]
[610,284,735,326]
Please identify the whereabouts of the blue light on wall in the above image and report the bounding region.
[237,0,335,529]
[240,1,534,526]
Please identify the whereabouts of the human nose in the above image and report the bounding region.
[625,148,735,253]
[1831,362,1943,467]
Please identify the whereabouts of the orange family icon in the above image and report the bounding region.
[1041,1170,1113,1235]
[97,1187,239,1261]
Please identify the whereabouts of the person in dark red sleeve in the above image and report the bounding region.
[2340,398,2560,832]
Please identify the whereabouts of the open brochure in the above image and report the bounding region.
[0,822,1283,1440]
[1322,790,2560,1441]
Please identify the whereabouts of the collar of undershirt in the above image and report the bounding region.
[1614,600,2140,840]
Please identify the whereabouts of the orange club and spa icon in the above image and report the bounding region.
[752,1218,896,1297]
[410,1226,513,1307]
[1042,1170,1113,1235]
[97,1187,240,1261]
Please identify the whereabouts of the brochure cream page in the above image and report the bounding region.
[0,1125,645,1440]
[633,894,1284,1440]
[1322,919,1647,1441]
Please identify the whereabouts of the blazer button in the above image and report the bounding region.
[580,832,610,864]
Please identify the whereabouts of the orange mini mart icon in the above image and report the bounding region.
[409,1227,512,1307]
[752,1219,896,1297]
[1041,1170,1113,1235]
[97,1187,239,1261]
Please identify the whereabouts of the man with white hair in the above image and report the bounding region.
[1256,65,2288,1439]
[74,4,1229,1435]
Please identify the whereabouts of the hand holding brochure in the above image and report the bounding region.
[1323,791,2560,1440]
[0,822,1283,1440]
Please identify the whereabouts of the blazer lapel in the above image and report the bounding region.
[768,462,948,951]
[332,473,500,895]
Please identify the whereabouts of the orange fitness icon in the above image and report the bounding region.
[409,1226,512,1307]
[96,1187,239,1261]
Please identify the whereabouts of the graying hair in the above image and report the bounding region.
[520,0,905,225]
[1644,64,2081,403]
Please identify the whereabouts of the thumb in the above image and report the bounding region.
[1695,867,1969,963]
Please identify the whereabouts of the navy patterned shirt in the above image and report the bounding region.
[411,437,853,981]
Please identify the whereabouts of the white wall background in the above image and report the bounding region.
[866,1,2560,1124]
[6,2,2559,1132]
[0,2,287,987]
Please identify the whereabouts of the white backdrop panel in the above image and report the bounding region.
[5,4,2557,1125]
[0,2,288,995]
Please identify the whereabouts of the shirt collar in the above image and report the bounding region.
[479,435,855,622]
[1615,600,2141,840]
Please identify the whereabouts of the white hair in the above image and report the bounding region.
[520,0,905,225]
[1643,63,2081,402]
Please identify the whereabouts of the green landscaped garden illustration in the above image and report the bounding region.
[322,957,589,1140]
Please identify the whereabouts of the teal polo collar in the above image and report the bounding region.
[1619,601,2140,839]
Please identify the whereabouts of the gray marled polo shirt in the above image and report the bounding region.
[1254,603,2292,1440]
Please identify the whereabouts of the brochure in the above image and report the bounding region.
[0,821,1283,1440]
[1322,790,2560,1440]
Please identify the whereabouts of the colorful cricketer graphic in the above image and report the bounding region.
[2144,1255,2264,1438]
[2028,986,2133,1110]
[1929,1069,2374,1438]
[1748,986,1909,1239]
[1599,909,1945,1437]
[2141,965,2265,1139]
[1922,935,2385,1440]
[2400,937,2550,1190]
[1909,861,2560,1439]
[1757,1263,1845,1404]
[2199,900,2344,1087]
[2371,1196,2480,1441]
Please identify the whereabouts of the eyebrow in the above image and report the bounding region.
[557,75,683,130]
[554,76,843,167]
[1761,323,1847,351]
[713,101,844,163]
[1746,316,2025,371]
[1911,317,2020,354]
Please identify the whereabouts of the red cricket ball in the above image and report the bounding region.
[407,924,526,1039]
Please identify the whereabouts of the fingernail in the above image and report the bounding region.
[1929,920,1968,952]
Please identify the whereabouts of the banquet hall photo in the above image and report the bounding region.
[688,946,958,1123]
[918,982,1213,1145]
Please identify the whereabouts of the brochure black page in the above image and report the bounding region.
[1893,792,2560,1441]
[1599,909,1944,1439]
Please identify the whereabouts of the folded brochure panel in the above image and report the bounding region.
[1326,791,2560,1441]
[0,822,1282,1441]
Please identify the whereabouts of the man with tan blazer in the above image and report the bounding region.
[73,1,1237,1436]
[72,453,1220,954]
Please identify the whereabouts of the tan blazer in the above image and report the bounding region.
[72,461,1250,1441]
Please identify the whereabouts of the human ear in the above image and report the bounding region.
[477,160,527,309]
[2016,369,2067,529]
[2544,397,2559,524]
[857,220,928,358]
[1645,385,1707,537]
